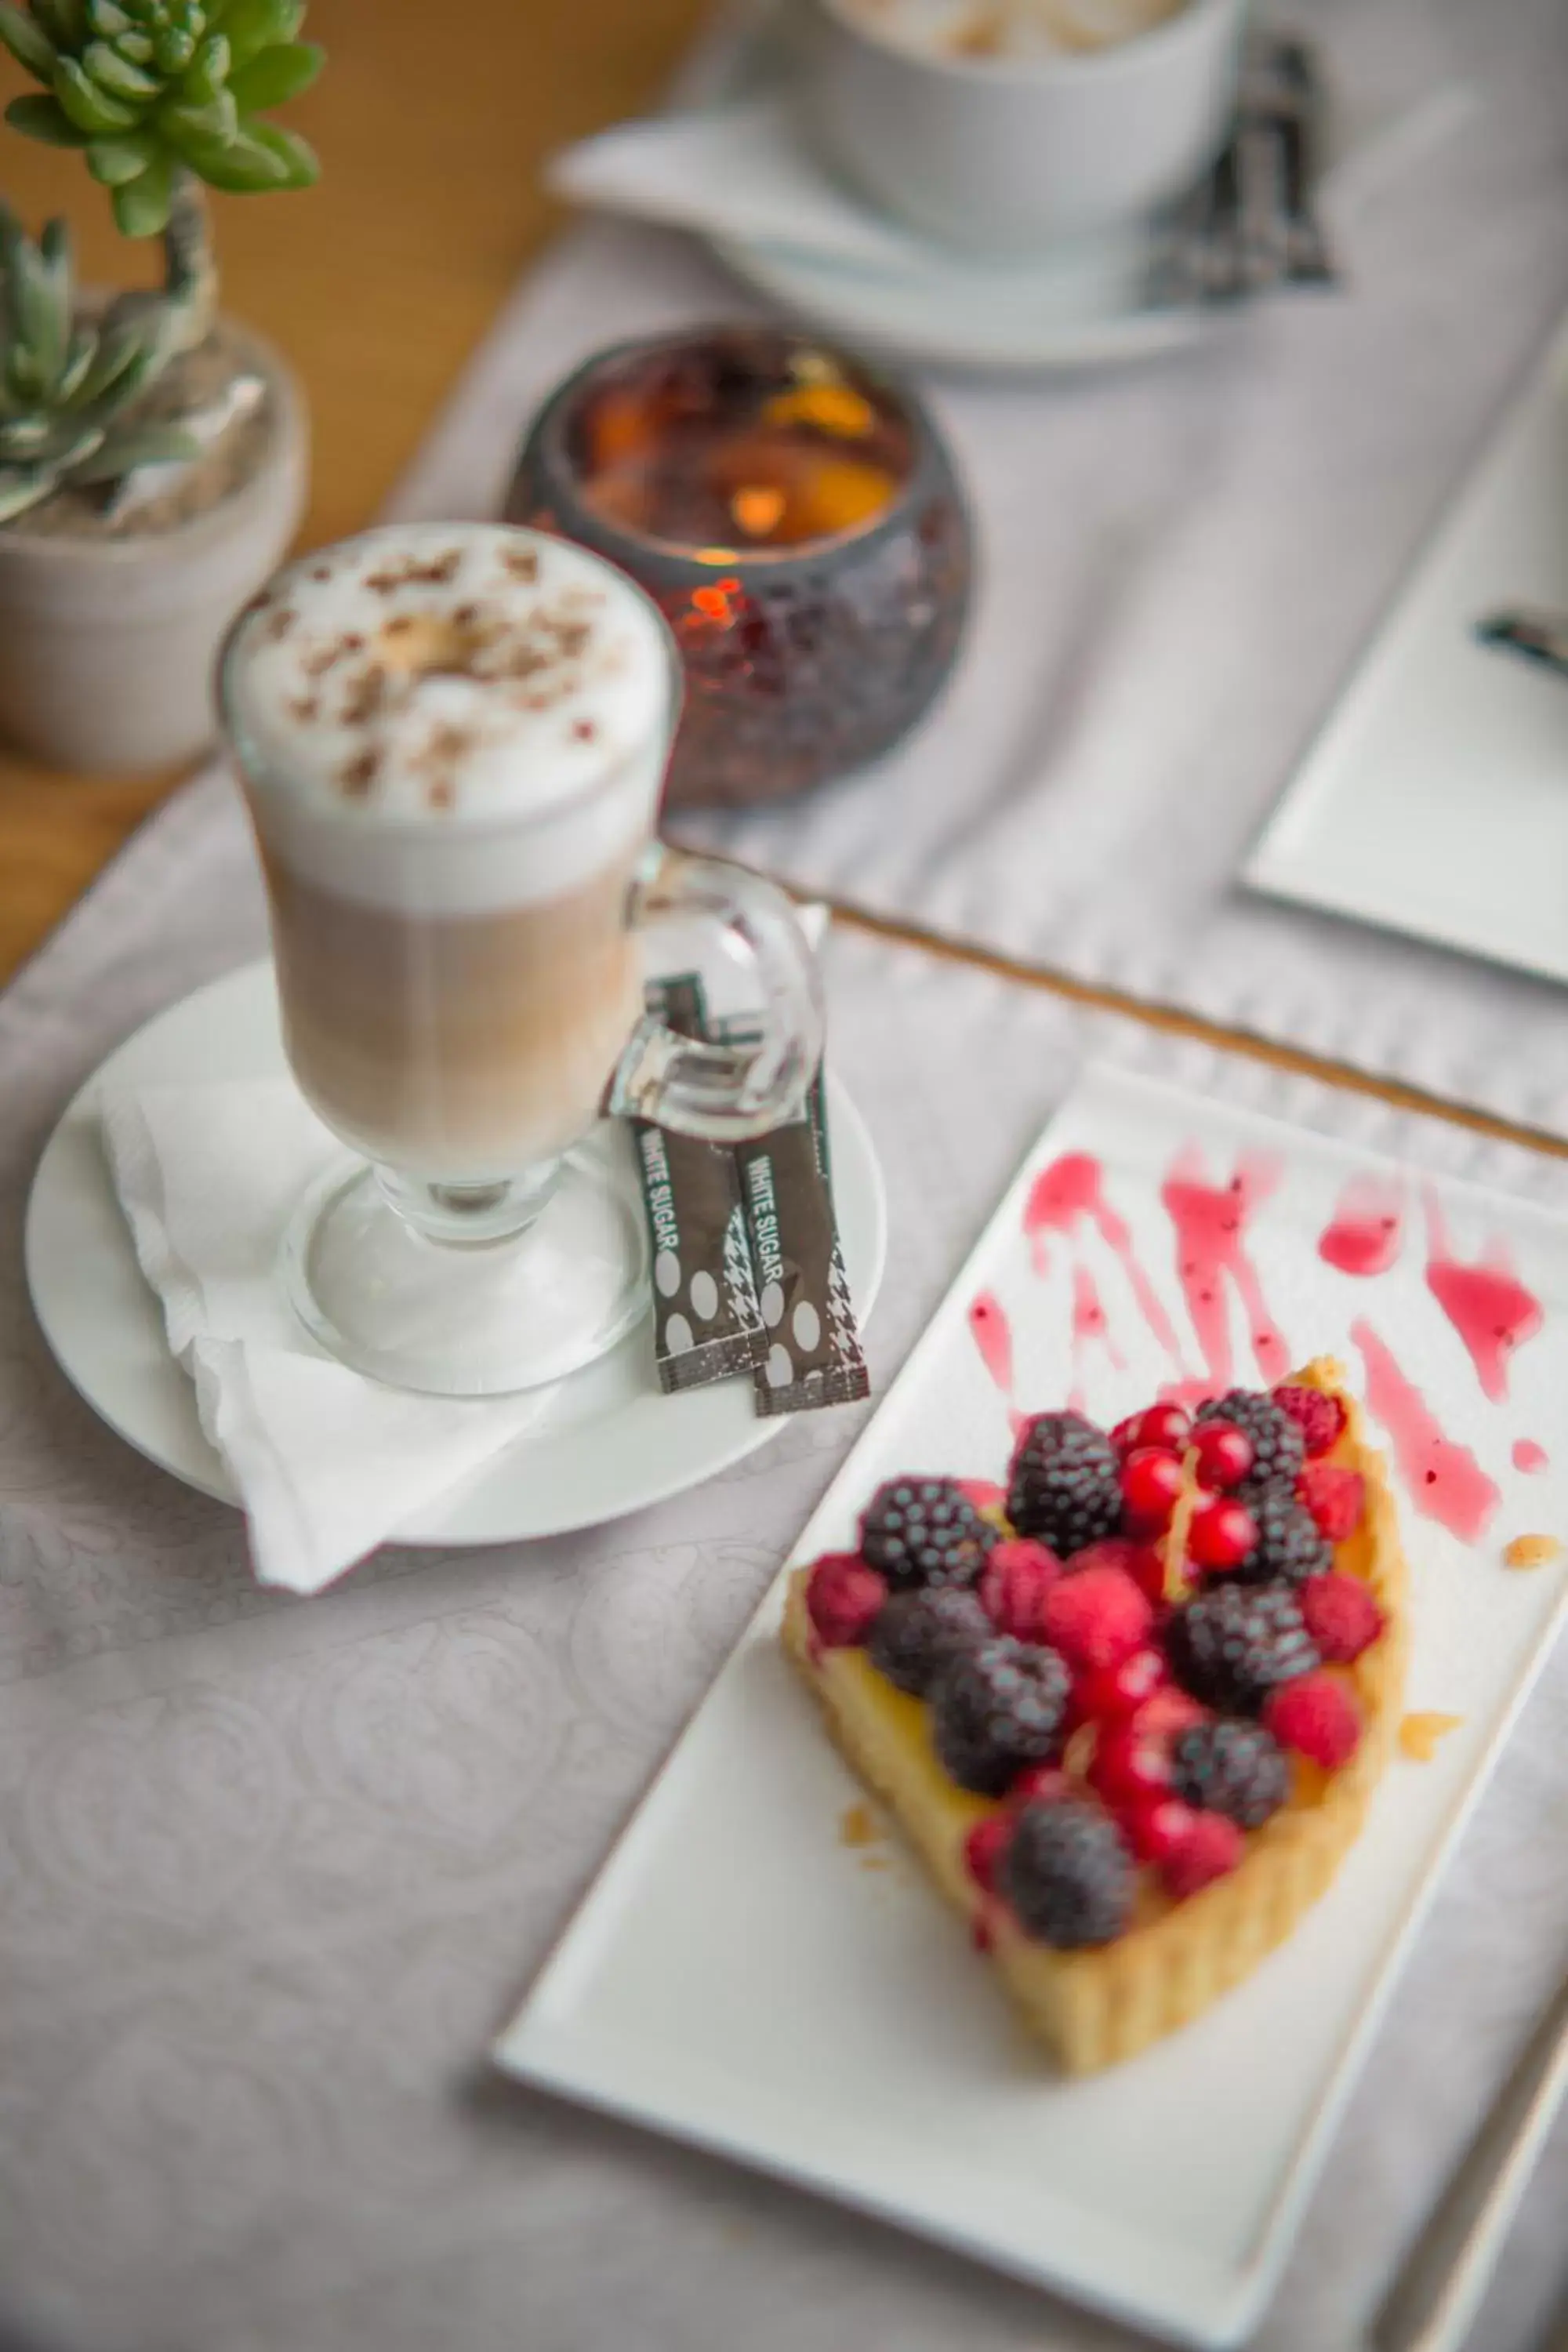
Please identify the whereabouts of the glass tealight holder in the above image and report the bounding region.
[505,324,973,811]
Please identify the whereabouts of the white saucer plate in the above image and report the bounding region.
[711,218,1205,375]
[24,960,887,1548]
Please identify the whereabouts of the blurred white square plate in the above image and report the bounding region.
[1247,310,1568,985]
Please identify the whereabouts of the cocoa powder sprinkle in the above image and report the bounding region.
[339,749,380,798]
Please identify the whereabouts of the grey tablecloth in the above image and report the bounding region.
[5,4,1568,2337]
[387,0,1568,1134]
[2,757,1567,2352]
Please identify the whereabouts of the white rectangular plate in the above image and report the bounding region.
[495,1066,1568,2349]
[1246,310,1568,984]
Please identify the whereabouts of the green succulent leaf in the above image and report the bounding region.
[110,147,175,234]
[114,27,154,60]
[172,122,281,187]
[54,56,142,133]
[5,234,67,395]
[0,3,58,84]
[65,318,148,406]
[69,419,201,481]
[86,126,159,182]
[0,464,60,524]
[153,22,194,68]
[226,34,318,111]
[179,27,228,100]
[243,117,315,186]
[212,0,300,71]
[89,0,136,33]
[5,92,92,144]
[55,318,99,403]
[82,38,163,100]
[31,0,89,51]
[158,89,238,154]
[0,414,54,456]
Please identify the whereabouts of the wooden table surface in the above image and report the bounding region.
[2,0,1562,1165]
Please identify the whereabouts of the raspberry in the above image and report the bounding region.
[1296,1463,1366,1543]
[1089,1720,1175,1807]
[1073,1646,1168,1723]
[1131,1686,1210,1743]
[1167,1580,1319,1713]
[1233,1486,1332,1585]
[1172,1719,1289,1828]
[804,1554,887,1648]
[1298,1571,1385,1663]
[1265,1671,1363,1767]
[1112,1403,1192,1458]
[978,1537,1063,1641]
[1000,1798,1134,1947]
[1123,1795,1203,1867]
[866,1587,991,1697]
[1040,1563,1153,1670]
[1191,1420,1254,1490]
[963,1814,1013,1894]
[1010,1762,1073,1806]
[1007,1412,1122,1555]
[930,1637,1073,1795]
[1068,1536,1166,1607]
[1272,1383,1347,1458]
[1120,1447,1185,1533]
[860,1476,994,1592]
[1197,1391,1305,1488]
[1161,1810,1244,1899]
[1189,1496,1259,1572]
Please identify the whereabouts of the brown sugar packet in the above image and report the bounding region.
[716,1016,869,1417]
[633,974,764,1393]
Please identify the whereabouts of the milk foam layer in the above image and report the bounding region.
[840,0,1185,59]
[224,523,674,913]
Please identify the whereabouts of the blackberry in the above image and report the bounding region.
[1007,1413,1121,1556]
[1002,1799,1134,1947]
[929,1637,1071,1796]
[1172,1720,1290,1828]
[1231,1485,1331,1586]
[866,1588,992,1698]
[1196,1390,1305,1490]
[1166,1580,1319,1715]
[859,1476,995,1592]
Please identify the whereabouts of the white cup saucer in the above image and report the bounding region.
[24,960,888,1548]
[551,89,1207,374]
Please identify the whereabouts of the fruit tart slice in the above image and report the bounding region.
[782,1359,1406,2074]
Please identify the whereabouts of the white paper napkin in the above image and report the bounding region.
[101,1077,552,1593]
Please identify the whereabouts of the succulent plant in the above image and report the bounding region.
[0,0,323,521]
[0,0,322,236]
[0,201,200,521]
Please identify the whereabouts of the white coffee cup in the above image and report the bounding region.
[804,0,1250,253]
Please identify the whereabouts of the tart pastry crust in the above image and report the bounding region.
[783,1359,1407,2074]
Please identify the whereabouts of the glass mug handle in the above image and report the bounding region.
[607,844,824,1142]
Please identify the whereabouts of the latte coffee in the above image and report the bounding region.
[840,0,1187,59]
[222,523,674,1181]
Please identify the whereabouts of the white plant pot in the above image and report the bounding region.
[0,320,307,775]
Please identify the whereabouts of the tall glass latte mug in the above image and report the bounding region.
[219,521,822,1396]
